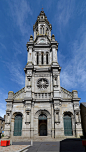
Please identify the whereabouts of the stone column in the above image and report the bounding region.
[51,73,53,98]
[51,102,54,138]
[72,115,75,136]
[44,52,46,65]
[48,52,50,64]
[39,52,41,65]
[34,52,37,65]
[50,51,52,64]
[47,118,51,137]
[55,112,59,122]
[27,46,33,64]
[32,72,34,93]
[31,102,34,138]
[52,45,57,65]
[25,110,31,138]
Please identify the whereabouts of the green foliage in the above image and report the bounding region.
[1,134,4,137]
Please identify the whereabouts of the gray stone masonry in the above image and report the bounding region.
[4,10,82,139]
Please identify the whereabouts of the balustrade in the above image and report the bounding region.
[34,93,51,99]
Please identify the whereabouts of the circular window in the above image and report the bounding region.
[37,78,49,89]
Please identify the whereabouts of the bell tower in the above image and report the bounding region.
[24,10,61,100]
[24,10,61,138]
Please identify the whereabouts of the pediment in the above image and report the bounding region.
[13,87,25,99]
[34,36,50,45]
[61,87,72,99]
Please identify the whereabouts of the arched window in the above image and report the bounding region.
[40,28,42,34]
[37,52,39,65]
[46,52,48,64]
[41,52,44,64]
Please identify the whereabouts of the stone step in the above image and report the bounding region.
[2,136,77,142]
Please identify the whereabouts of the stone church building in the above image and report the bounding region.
[4,11,82,139]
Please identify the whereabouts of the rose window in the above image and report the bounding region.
[37,78,49,89]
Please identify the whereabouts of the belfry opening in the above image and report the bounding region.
[38,114,47,136]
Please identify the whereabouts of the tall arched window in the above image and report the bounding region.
[46,52,48,64]
[43,27,44,34]
[41,52,44,65]
[37,52,39,65]
[40,28,42,34]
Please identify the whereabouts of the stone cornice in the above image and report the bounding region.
[24,65,33,72]
[24,97,32,101]
[33,99,50,102]
[26,42,34,48]
[34,67,51,72]
[72,98,81,101]
[51,64,61,71]
[53,97,72,102]
[13,99,24,103]
[5,99,13,102]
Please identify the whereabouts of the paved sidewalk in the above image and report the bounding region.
[0,145,30,152]
[26,142,60,152]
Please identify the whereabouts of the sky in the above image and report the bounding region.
[0,0,86,117]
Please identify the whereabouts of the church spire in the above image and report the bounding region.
[33,11,52,40]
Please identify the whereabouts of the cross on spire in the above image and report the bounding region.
[42,5,43,11]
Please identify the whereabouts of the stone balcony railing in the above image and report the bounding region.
[33,93,51,99]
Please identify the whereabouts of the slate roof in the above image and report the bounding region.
[80,102,86,108]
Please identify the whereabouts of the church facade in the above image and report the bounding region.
[4,11,82,139]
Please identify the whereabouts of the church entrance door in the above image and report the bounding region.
[14,114,22,136]
[64,115,72,136]
[39,114,47,136]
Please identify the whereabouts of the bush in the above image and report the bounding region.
[1,134,4,137]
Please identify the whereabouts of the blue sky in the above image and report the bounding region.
[0,0,86,117]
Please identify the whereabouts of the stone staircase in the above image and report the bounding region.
[1,136,77,142]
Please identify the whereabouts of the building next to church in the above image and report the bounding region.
[4,11,82,139]
[0,116,5,138]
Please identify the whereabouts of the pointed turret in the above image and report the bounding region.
[33,11,52,40]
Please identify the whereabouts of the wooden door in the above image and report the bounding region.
[64,115,72,136]
[40,124,47,136]
[14,115,22,136]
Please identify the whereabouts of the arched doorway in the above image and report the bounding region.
[64,115,73,136]
[39,114,47,136]
[14,114,22,136]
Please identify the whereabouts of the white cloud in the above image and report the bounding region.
[55,0,75,26]
[0,42,6,51]
[0,90,7,117]
[0,109,6,118]
[60,25,86,91]
[5,60,25,87]
[8,0,32,35]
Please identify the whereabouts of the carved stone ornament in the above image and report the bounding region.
[25,108,31,113]
[37,78,49,89]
